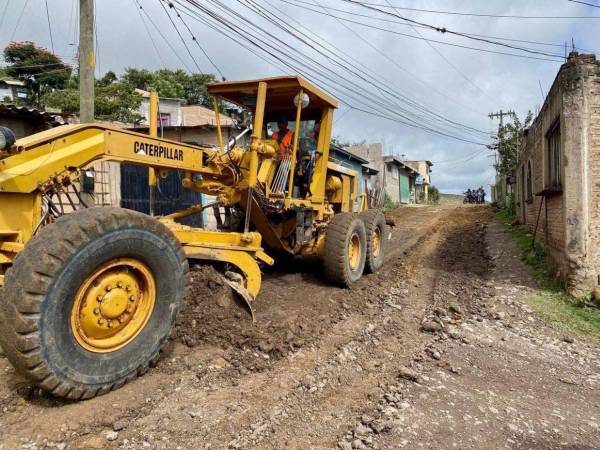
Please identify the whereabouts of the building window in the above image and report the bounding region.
[546,121,561,189]
[526,160,533,202]
[159,113,171,127]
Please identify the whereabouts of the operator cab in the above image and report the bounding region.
[207,76,338,204]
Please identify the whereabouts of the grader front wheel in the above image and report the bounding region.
[0,207,188,400]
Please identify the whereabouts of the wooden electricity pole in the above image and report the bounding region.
[79,0,95,123]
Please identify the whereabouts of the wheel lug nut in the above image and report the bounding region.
[105,285,112,292]
[93,307,100,315]
[107,321,113,328]
[97,295,103,302]
[97,319,105,326]
[129,295,135,302]
[117,281,123,288]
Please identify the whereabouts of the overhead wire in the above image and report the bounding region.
[157,0,204,72]
[203,0,492,144]
[275,0,564,62]
[255,0,491,136]
[136,0,193,71]
[10,0,30,42]
[0,0,11,36]
[162,0,226,79]
[302,0,488,116]
[178,0,490,145]
[238,0,488,139]
[568,0,600,8]
[133,0,167,67]
[353,1,600,19]
[281,0,598,54]
[343,0,566,60]
[44,0,55,53]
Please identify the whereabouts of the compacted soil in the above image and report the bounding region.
[0,205,598,450]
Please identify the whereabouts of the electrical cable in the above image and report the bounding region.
[342,0,565,60]
[238,0,494,135]
[137,0,193,71]
[568,0,600,8]
[303,0,489,116]
[44,0,55,53]
[353,1,600,19]
[133,0,167,67]
[281,0,598,55]
[0,0,10,33]
[163,0,227,79]
[179,0,490,145]
[158,0,204,72]
[10,0,30,41]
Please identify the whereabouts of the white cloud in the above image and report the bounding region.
[2,0,598,195]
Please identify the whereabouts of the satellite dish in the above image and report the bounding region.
[294,93,309,109]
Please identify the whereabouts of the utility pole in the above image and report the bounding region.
[79,0,95,123]
[489,109,517,208]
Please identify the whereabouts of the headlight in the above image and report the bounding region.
[0,126,16,150]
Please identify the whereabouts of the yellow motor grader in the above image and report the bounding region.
[0,76,386,399]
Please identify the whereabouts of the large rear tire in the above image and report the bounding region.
[0,207,188,400]
[360,209,387,273]
[323,213,367,287]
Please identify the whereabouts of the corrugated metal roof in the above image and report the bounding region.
[181,105,235,127]
[0,103,65,125]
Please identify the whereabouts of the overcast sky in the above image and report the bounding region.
[1,0,598,195]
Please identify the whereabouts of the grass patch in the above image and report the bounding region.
[495,210,600,340]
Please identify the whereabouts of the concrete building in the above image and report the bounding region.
[344,143,418,205]
[0,79,28,103]
[515,52,600,296]
[404,160,433,202]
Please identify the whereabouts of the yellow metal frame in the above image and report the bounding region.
[0,75,362,299]
[70,258,156,353]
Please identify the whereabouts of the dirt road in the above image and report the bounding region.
[0,205,598,450]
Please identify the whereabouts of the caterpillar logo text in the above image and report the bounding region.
[134,141,184,161]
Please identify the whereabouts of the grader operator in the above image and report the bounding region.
[0,76,387,400]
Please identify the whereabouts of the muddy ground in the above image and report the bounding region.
[0,205,598,450]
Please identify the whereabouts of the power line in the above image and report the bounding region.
[44,0,55,53]
[163,0,227,79]
[179,0,490,145]
[10,0,30,42]
[241,0,490,139]
[343,0,567,59]
[303,0,488,116]
[277,0,564,62]
[0,0,11,34]
[281,0,598,54]
[256,0,490,135]
[136,0,193,71]
[353,1,600,19]
[133,0,167,67]
[158,0,204,72]
[568,0,600,8]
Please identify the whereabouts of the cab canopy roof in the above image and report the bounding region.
[207,76,338,120]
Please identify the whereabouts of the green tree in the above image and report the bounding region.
[41,78,143,124]
[121,68,216,106]
[428,185,440,204]
[3,41,72,106]
[488,111,533,177]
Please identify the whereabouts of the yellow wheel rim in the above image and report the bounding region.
[70,258,156,353]
[372,226,382,258]
[348,233,361,271]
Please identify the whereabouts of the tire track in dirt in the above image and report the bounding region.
[0,206,454,449]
